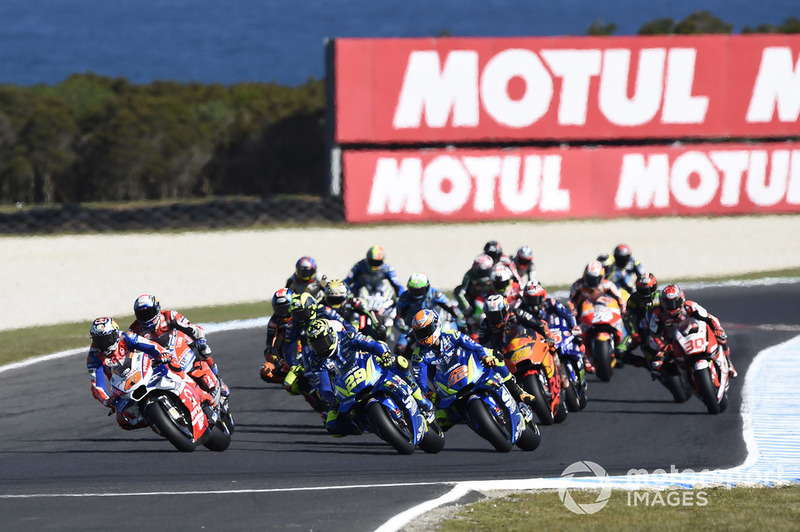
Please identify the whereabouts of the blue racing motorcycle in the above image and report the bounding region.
[330,351,445,455]
[547,315,588,412]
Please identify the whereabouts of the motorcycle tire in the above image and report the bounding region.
[204,409,234,452]
[366,401,415,455]
[592,339,614,382]
[467,399,513,452]
[695,367,721,415]
[660,373,690,403]
[143,401,196,452]
[564,382,582,412]
[515,422,541,451]
[418,419,446,454]
[553,397,568,424]
[523,375,554,426]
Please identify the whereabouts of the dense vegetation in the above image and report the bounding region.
[0,11,797,206]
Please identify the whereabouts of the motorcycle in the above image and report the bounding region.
[503,331,567,425]
[579,296,626,382]
[106,330,234,452]
[433,345,541,452]
[668,318,731,414]
[329,351,445,455]
[547,315,588,412]
[357,282,398,345]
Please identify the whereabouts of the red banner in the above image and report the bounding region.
[343,143,800,223]
[333,35,800,143]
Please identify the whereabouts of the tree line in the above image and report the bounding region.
[0,11,797,206]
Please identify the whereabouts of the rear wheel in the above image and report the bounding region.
[695,367,721,414]
[592,339,614,382]
[523,375,553,425]
[467,399,513,452]
[366,401,415,455]
[418,420,446,454]
[143,401,196,453]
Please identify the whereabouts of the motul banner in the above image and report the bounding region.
[343,143,800,222]
[332,35,800,143]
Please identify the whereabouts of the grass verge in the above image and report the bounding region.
[2,267,799,367]
[435,486,800,532]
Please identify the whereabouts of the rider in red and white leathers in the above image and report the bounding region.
[129,294,229,402]
[646,284,738,378]
[86,317,214,430]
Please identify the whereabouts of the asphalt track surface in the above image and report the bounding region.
[1,283,799,531]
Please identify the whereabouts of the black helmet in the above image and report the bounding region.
[613,244,632,269]
[483,240,503,263]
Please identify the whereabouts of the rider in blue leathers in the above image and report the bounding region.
[344,245,406,297]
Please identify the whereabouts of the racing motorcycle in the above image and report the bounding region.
[106,330,234,452]
[547,315,588,412]
[579,296,626,382]
[433,345,541,452]
[329,350,445,455]
[503,331,567,425]
[667,318,732,414]
[357,281,398,345]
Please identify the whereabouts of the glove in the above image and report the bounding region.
[195,338,212,358]
[650,358,664,380]
[716,333,728,346]
[156,348,173,365]
[375,323,388,339]
[544,336,556,347]
[480,354,499,368]
[377,352,394,368]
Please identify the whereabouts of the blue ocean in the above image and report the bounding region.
[0,0,796,87]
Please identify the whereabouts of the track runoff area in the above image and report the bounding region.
[3,277,799,531]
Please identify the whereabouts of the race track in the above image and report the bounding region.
[1,282,798,531]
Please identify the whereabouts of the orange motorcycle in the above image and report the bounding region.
[503,330,567,425]
[579,296,626,382]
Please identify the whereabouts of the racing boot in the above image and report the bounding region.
[723,346,738,378]
[504,375,535,409]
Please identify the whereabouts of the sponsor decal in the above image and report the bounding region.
[343,144,800,222]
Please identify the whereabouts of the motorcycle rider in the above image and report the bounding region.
[410,308,535,430]
[490,264,520,306]
[511,246,536,285]
[261,287,294,383]
[617,272,660,368]
[569,260,627,316]
[129,294,229,401]
[453,253,495,332]
[604,244,646,294]
[648,284,738,378]
[482,240,514,269]
[394,273,466,355]
[344,245,405,298]
[516,281,580,342]
[323,278,386,341]
[87,316,216,430]
[305,319,432,437]
[286,256,324,299]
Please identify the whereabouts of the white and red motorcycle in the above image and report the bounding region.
[668,318,731,415]
[106,330,234,451]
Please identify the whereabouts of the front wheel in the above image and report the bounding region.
[515,423,541,451]
[467,399,513,452]
[592,339,614,382]
[523,375,553,425]
[366,401,415,455]
[695,367,721,415]
[143,401,196,452]
[660,373,690,403]
[564,381,582,412]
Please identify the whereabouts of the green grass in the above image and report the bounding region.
[437,486,800,531]
[1,267,799,367]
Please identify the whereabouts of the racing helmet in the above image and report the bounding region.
[490,265,513,292]
[290,292,318,324]
[90,317,120,351]
[324,279,349,309]
[271,287,294,317]
[411,309,441,346]
[306,319,339,357]
[484,294,509,329]
[583,260,604,288]
[635,272,658,302]
[483,240,503,263]
[597,253,614,277]
[295,256,317,282]
[366,246,385,272]
[514,246,534,270]
[613,244,632,268]
[661,284,685,316]
[133,294,161,326]
[522,281,547,309]
[407,273,430,301]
